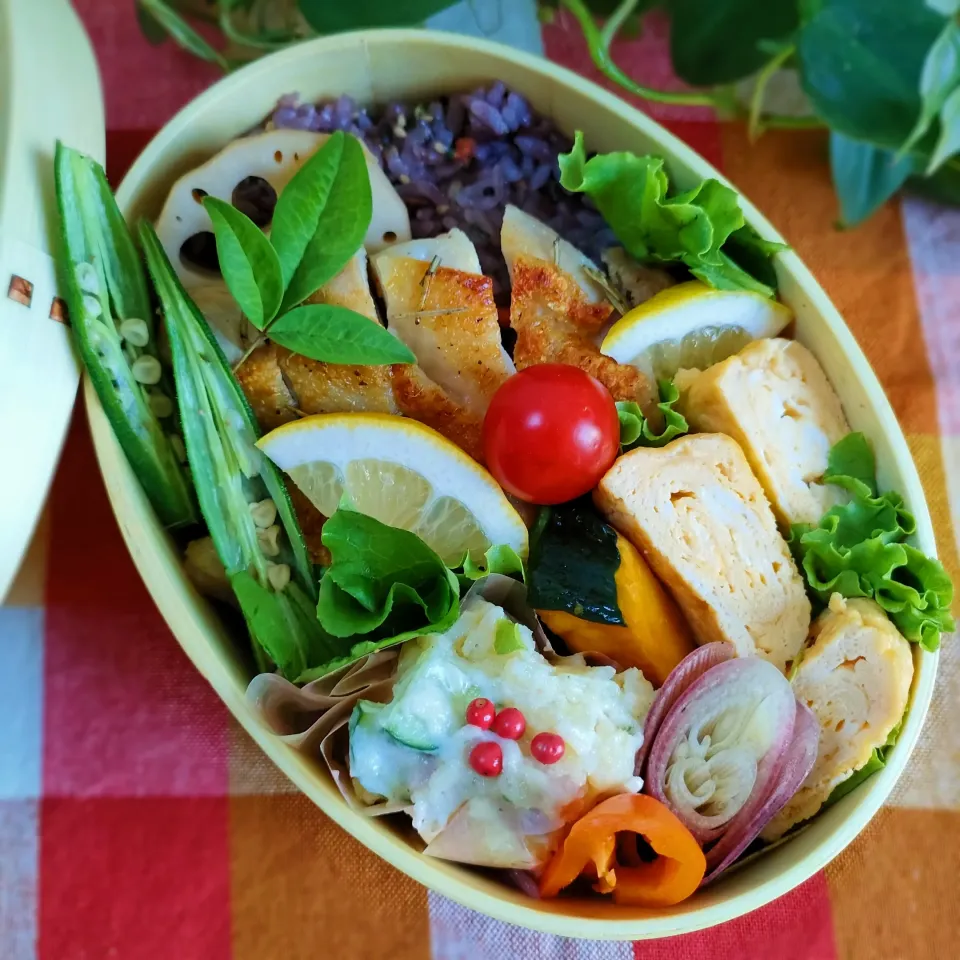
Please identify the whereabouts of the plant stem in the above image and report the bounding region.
[760,114,827,131]
[217,0,307,50]
[233,332,266,373]
[559,0,721,108]
[748,45,796,141]
[599,0,641,49]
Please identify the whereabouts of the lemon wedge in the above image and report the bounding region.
[257,413,528,565]
[601,280,792,380]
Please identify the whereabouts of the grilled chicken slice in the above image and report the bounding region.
[236,249,396,429]
[371,229,514,419]
[500,206,658,418]
[762,595,914,840]
[680,339,851,528]
[601,247,676,309]
[594,433,811,672]
[236,249,398,559]
[502,204,608,305]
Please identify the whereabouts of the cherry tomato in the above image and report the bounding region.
[531,732,565,765]
[483,365,620,504]
[492,706,526,740]
[469,741,503,777]
[465,698,496,730]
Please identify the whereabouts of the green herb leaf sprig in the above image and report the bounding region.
[203,130,414,367]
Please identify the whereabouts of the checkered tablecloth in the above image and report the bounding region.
[2,2,958,958]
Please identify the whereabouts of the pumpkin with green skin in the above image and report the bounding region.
[529,501,695,686]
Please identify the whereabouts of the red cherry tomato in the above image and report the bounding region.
[469,741,503,777]
[531,732,565,765]
[492,706,526,741]
[465,697,496,730]
[483,365,620,504]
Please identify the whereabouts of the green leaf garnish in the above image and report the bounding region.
[268,303,415,364]
[825,720,903,806]
[616,379,689,451]
[270,130,372,309]
[790,432,955,650]
[494,619,526,655]
[456,544,526,585]
[203,196,283,329]
[823,430,878,496]
[231,572,340,681]
[304,509,461,679]
[558,131,784,296]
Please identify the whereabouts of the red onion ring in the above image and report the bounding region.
[644,657,797,844]
[635,642,737,776]
[702,701,819,884]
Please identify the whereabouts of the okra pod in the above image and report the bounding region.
[54,142,196,528]
[139,222,337,679]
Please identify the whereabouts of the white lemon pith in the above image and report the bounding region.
[257,413,528,565]
[601,280,793,379]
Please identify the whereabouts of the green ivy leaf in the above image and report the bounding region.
[928,84,960,172]
[900,20,960,157]
[797,0,943,150]
[202,196,283,328]
[135,0,168,45]
[665,0,800,86]
[829,133,919,227]
[136,0,229,70]
[267,303,415,364]
[270,131,373,308]
[297,0,459,31]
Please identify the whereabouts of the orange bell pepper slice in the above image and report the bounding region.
[539,794,706,907]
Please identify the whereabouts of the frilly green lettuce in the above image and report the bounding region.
[558,131,787,297]
[616,379,689,451]
[790,433,954,651]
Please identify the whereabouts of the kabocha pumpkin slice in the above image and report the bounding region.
[529,500,694,685]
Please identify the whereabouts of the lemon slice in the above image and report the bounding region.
[601,280,792,380]
[257,413,528,565]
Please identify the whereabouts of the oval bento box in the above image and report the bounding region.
[84,29,938,940]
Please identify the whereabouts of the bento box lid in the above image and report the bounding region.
[0,0,104,600]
